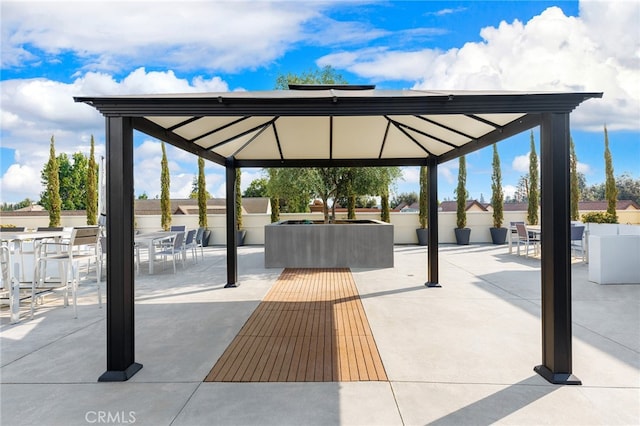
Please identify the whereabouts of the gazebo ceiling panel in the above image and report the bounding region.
[277,116,330,159]
[401,128,455,156]
[475,113,527,126]
[387,115,471,146]
[423,114,496,138]
[234,127,282,160]
[147,116,194,129]
[332,116,387,159]
[171,116,247,141]
[208,131,258,158]
[185,116,272,149]
[380,125,431,159]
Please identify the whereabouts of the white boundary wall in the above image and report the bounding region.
[3,210,638,245]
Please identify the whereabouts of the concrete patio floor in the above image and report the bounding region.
[1,244,638,425]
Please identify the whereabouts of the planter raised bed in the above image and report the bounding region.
[265,219,393,268]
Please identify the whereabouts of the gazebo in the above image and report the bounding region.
[75,86,601,385]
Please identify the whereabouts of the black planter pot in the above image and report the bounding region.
[490,227,508,245]
[416,228,429,246]
[202,230,212,247]
[454,228,471,245]
[237,229,247,246]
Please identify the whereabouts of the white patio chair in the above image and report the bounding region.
[515,223,540,258]
[157,231,185,274]
[570,225,586,261]
[34,226,102,318]
[183,229,198,263]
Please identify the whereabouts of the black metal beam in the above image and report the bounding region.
[235,157,430,168]
[75,92,602,117]
[132,117,226,166]
[426,155,440,287]
[225,159,239,288]
[98,117,142,382]
[534,112,581,385]
[438,114,541,164]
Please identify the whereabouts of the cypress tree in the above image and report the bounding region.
[160,142,171,231]
[197,156,208,228]
[491,144,504,228]
[527,131,539,225]
[86,135,98,225]
[46,136,62,227]
[418,165,428,229]
[570,136,580,221]
[456,156,467,229]
[604,126,618,221]
[380,186,390,223]
[236,168,242,230]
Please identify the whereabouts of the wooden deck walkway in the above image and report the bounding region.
[204,268,387,382]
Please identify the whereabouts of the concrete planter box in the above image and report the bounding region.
[265,220,393,268]
[588,235,640,284]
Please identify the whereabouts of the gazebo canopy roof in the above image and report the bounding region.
[75,86,601,167]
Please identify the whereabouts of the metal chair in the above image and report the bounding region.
[170,225,186,232]
[157,231,185,274]
[570,225,586,261]
[515,223,540,257]
[183,229,198,263]
[195,227,205,259]
[35,226,102,318]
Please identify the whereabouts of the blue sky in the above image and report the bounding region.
[1,1,638,204]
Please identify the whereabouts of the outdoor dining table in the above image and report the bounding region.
[134,231,177,274]
[0,230,68,323]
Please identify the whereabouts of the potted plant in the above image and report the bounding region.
[454,156,471,245]
[490,144,507,244]
[236,168,246,246]
[416,165,429,245]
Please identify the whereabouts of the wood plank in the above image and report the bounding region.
[204,268,387,382]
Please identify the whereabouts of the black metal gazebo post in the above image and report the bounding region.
[534,112,581,385]
[98,116,142,382]
[426,155,440,287]
[225,158,238,288]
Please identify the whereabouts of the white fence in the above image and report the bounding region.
[3,209,638,245]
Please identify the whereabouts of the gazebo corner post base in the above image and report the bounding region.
[424,282,442,288]
[534,364,581,385]
[98,362,143,382]
[224,282,240,288]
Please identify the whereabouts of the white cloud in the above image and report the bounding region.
[577,161,590,175]
[0,163,41,202]
[1,2,323,73]
[512,153,530,173]
[503,184,517,199]
[322,2,640,131]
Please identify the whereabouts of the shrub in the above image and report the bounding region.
[581,211,618,224]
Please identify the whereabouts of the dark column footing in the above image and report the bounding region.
[98,362,143,382]
[534,365,582,385]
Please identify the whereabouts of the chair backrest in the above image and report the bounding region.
[37,227,64,231]
[170,225,186,232]
[172,232,185,250]
[185,229,196,245]
[196,227,204,243]
[515,223,528,239]
[0,227,25,232]
[70,227,101,247]
[570,225,585,241]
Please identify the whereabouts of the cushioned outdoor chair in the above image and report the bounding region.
[515,223,540,258]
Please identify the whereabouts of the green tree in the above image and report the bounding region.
[86,136,98,225]
[604,126,618,221]
[570,137,580,221]
[391,192,418,209]
[236,168,242,230]
[527,131,539,225]
[1,198,34,211]
[456,156,467,229]
[615,173,640,204]
[243,177,269,197]
[160,142,171,231]
[41,152,88,210]
[197,156,208,228]
[491,144,504,228]
[418,166,428,229]
[45,136,61,227]
[137,192,149,200]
